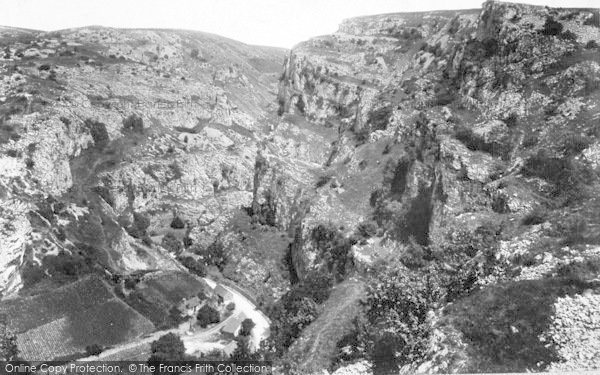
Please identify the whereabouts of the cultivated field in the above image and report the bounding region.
[0,276,155,361]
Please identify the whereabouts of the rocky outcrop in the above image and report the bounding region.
[274,1,600,372]
[0,26,285,296]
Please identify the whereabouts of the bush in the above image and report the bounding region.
[560,30,577,41]
[178,256,206,277]
[357,220,378,239]
[521,207,547,225]
[85,119,109,149]
[193,241,227,271]
[126,212,151,240]
[190,48,199,59]
[521,150,593,203]
[365,266,445,365]
[85,344,103,356]
[170,216,185,229]
[122,114,144,133]
[586,40,599,49]
[311,223,355,279]
[161,233,182,254]
[541,17,563,36]
[197,305,220,328]
[226,302,235,311]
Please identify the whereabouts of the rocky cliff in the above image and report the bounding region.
[0,26,285,296]
[2,1,600,373]
[272,1,600,373]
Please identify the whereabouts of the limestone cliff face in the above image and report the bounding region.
[275,2,600,372]
[0,26,285,295]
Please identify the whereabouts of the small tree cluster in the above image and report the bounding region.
[311,223,355,279]
[197,305,220,328]
[192,241,228,271]
[148,333,186,374]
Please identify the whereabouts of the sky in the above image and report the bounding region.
[0,0,598,48]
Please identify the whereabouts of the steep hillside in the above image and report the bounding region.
[269,1,600,373]
[0,26,287,296]
[2,1,600,373]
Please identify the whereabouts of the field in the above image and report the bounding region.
[0,276,114,333]
[0,277,155,361]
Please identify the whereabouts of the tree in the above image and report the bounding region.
[148,333,186,375]
[197,305,220,328]
[239,318,255,336]
[230,336,256,361]
[170,216,185,229]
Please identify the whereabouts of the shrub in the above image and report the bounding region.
[365,266,445,365]
[197,305,220,328]
[190,48,199,59]
[122,114,144,133]
[311,223,355,279]
[521,207,547,225]
[541,17,563,36]
[560,30,577,41]
[178,256,206,277]
[586,40,599,49]
[38,64,51,71]
[357,220,378,239]
[226,302,235,311]
[85,119,109,149]
[170,216,185,229]
[521,150,592,202]
[85,344,103,356]
[315,175,332,188]
[193,241,228,271]
[127,212,151,239]
[161,233,182,254]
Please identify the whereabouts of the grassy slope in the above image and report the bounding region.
[285,278,366,373]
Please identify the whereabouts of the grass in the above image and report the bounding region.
[442,278,588,372]
[122,271,207,329]
[284,279,365,373]
[0,277,114,333]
